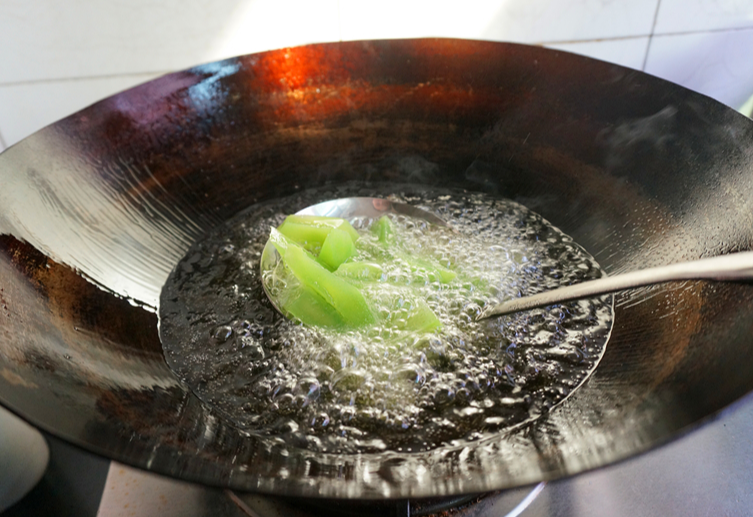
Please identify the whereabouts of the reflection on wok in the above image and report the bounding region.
[0,39,752,499]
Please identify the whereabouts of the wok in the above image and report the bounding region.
[0,38,752,499]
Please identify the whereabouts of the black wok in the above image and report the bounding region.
[0,39,752,499]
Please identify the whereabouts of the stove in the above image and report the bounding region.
[8,392,752,517]
[227,488,544,517]
[91,466,544,517]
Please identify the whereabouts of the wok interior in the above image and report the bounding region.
[0,39,752,499]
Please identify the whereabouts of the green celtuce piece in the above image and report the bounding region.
[407,300,442,332]
[285,246,375,327]
[287,214,361,243]
[371,215,455,284]
[372,215,394,245]
[267,226,290,255]
[404,256,457,284]
[269,228,374,327]
[335,261,384,281]
[276,221,331,252]
[318,228,356,271]
[278,215,360,252]
[265,214,453,335]
[396,299,442,333]
[284,287,346,328]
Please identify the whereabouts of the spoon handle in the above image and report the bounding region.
[478,251,753,319]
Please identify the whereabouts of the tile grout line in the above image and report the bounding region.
[3,19,753,90]
[336,0,343,42]
[642,0,663,71]
[540,34,651,46]
[650,23,753,38]
[531,24,753,48]
[0,70,173,89]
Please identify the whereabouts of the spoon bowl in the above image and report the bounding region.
[294,197,449,225]
[259,197,449,317]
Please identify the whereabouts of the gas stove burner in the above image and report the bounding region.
[228,483,545,517]
[288,493,483,517]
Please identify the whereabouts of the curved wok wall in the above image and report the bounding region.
[0,39,752,498]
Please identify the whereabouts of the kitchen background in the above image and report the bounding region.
[2,1,753,516]
[1,0,753,152]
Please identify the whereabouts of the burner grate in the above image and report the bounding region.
[228,482,545,517]
[289,493,483,517]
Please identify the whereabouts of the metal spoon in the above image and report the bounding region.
[477,251,753,319]
[261,197,753,320]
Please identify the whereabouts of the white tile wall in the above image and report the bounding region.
[655,0,753,34]
[545,37,651,71]
[1,0,752,149]
[0,0,340,84]
[646,27,753,109]
[339,0,659,44]
[0,73,163,147]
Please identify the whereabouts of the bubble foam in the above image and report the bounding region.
[159,185,614,454]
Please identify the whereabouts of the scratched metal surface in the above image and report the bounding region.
[95,396,753,516]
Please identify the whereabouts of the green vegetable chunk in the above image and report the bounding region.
[267,225,291,255]
[335,262,384,281]
[372,215,394,244]
[285,287,346,328]
[276,221,331,252]
[405,300,442,332]
[265,213,453,335]
[371,215,456,284]
[318,228,356,271]
[269,228,374,327]
[404,256,457,284]
[278,215,359,252]
[287,215,360,243]
[384,298,441,333]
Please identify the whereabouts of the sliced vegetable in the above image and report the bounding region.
[267,225,292,256]
[403,256,457,284]
[335,262,384,281]
[318,228,356,271]
[404,300,442,332]
[278,215,359,251]
[284,286,346,328]
[264,213,456,335]
[371,215,455,283]
[287,214,361,243]
[270,228,374,327]
[372,215,394,245]
[276,221,331,252]
[384,298,442,333]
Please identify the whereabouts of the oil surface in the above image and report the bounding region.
[159,184,613,454]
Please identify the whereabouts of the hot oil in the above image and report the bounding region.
[159,185,614,454]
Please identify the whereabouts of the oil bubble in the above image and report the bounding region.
[159,185,614,454]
